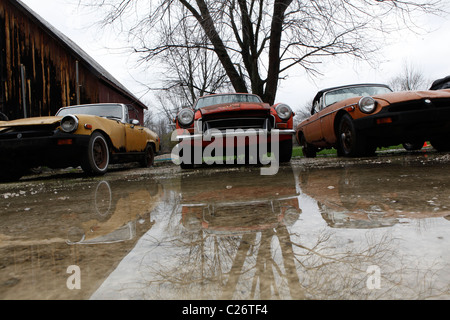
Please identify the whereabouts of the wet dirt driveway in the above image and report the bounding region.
[0,150,449,300]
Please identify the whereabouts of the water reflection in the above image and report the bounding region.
[0,178,163,299]
[177,169,303,299]
[180,170,301,234]
[1,163,449,300]
[66,180,162,244]
[297,165,450,227]
[92,165,450,300]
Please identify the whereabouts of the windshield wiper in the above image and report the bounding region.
[105,115,122,120]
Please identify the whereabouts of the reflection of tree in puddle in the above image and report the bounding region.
[294,165,450,299]
[135,167,449,300]
[146,215,449,299]
[143,223,306,299]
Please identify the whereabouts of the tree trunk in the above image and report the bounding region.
[181,0,248,94]
[263,0,292,105]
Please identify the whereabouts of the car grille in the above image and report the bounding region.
[204,117,269,130]
[202,114,275,132]
[0,125,57,140]
[388,98,450,113]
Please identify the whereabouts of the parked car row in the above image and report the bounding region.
[1,75,450,180]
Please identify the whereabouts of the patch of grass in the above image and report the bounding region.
[292,146,336,158]
[292,143,421,158]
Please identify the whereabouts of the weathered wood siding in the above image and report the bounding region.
[0,0,146,123]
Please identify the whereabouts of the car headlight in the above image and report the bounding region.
[358,96,377,114]
[275,104,292,120]
[177,108,195,127]
[60,115,79,133]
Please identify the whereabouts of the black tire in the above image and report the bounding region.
[403,141,424,151]
[0,161,25,182]
[338,114,374,157]
[140,144,155,168]
[81,132,109,175]
[430,138,450,152]
[300,133,317,158]
[277,137,293,162]
[179,144,195,169]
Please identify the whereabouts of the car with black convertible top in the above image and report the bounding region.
[296,83,450,157]
[0,103,159,181]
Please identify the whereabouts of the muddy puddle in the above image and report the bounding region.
[0,156,449,299]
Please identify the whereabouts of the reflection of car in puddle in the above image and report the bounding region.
[67,180,163,244]
[180,169,301,234]
[297,167,450,228]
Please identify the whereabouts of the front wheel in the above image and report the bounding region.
[81,132,109,175]
[338,114,374,157]
[140,144,155,168]
[431,138,450,152]
[179,144,196,169]
[403,141,424,151]
[0,161,25,182]
[277,137,293,162]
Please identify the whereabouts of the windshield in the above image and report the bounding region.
[56,104,124,120]
[323,85,392,107]
[195,94,263,109]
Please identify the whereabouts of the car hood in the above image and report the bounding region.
[0,116,62,128]
[199,102,271,116]
[375,89,450,104]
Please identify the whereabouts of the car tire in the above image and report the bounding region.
[300,134,317,158]
[140,144,155,168]
[338,114,372,157]
[0,161,25,182]
[179,145,195,169]
[81,132,109,175]
[430,138,450,152]
[277,137,293,162]
[403,141,424,151]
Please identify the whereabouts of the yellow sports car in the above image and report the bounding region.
[0,103,159,181]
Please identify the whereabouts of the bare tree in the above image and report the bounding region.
[389,61,429,91]
[144,106,175,152]
[294,98,313,127]
[135,5,233,123]
[83,0,444,104]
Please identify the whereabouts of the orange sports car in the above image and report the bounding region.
[173,93,295,168]
[296,83,450,157]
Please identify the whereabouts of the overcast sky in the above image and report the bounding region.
[20,0,450,113]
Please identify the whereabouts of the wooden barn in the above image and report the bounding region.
[0,0,147,123]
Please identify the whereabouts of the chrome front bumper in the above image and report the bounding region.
[175,129,295,141]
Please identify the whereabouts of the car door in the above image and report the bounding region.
[303,99,326,144]
[320,110,338,145]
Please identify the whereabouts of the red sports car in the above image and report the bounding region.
[173,93,295,168]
